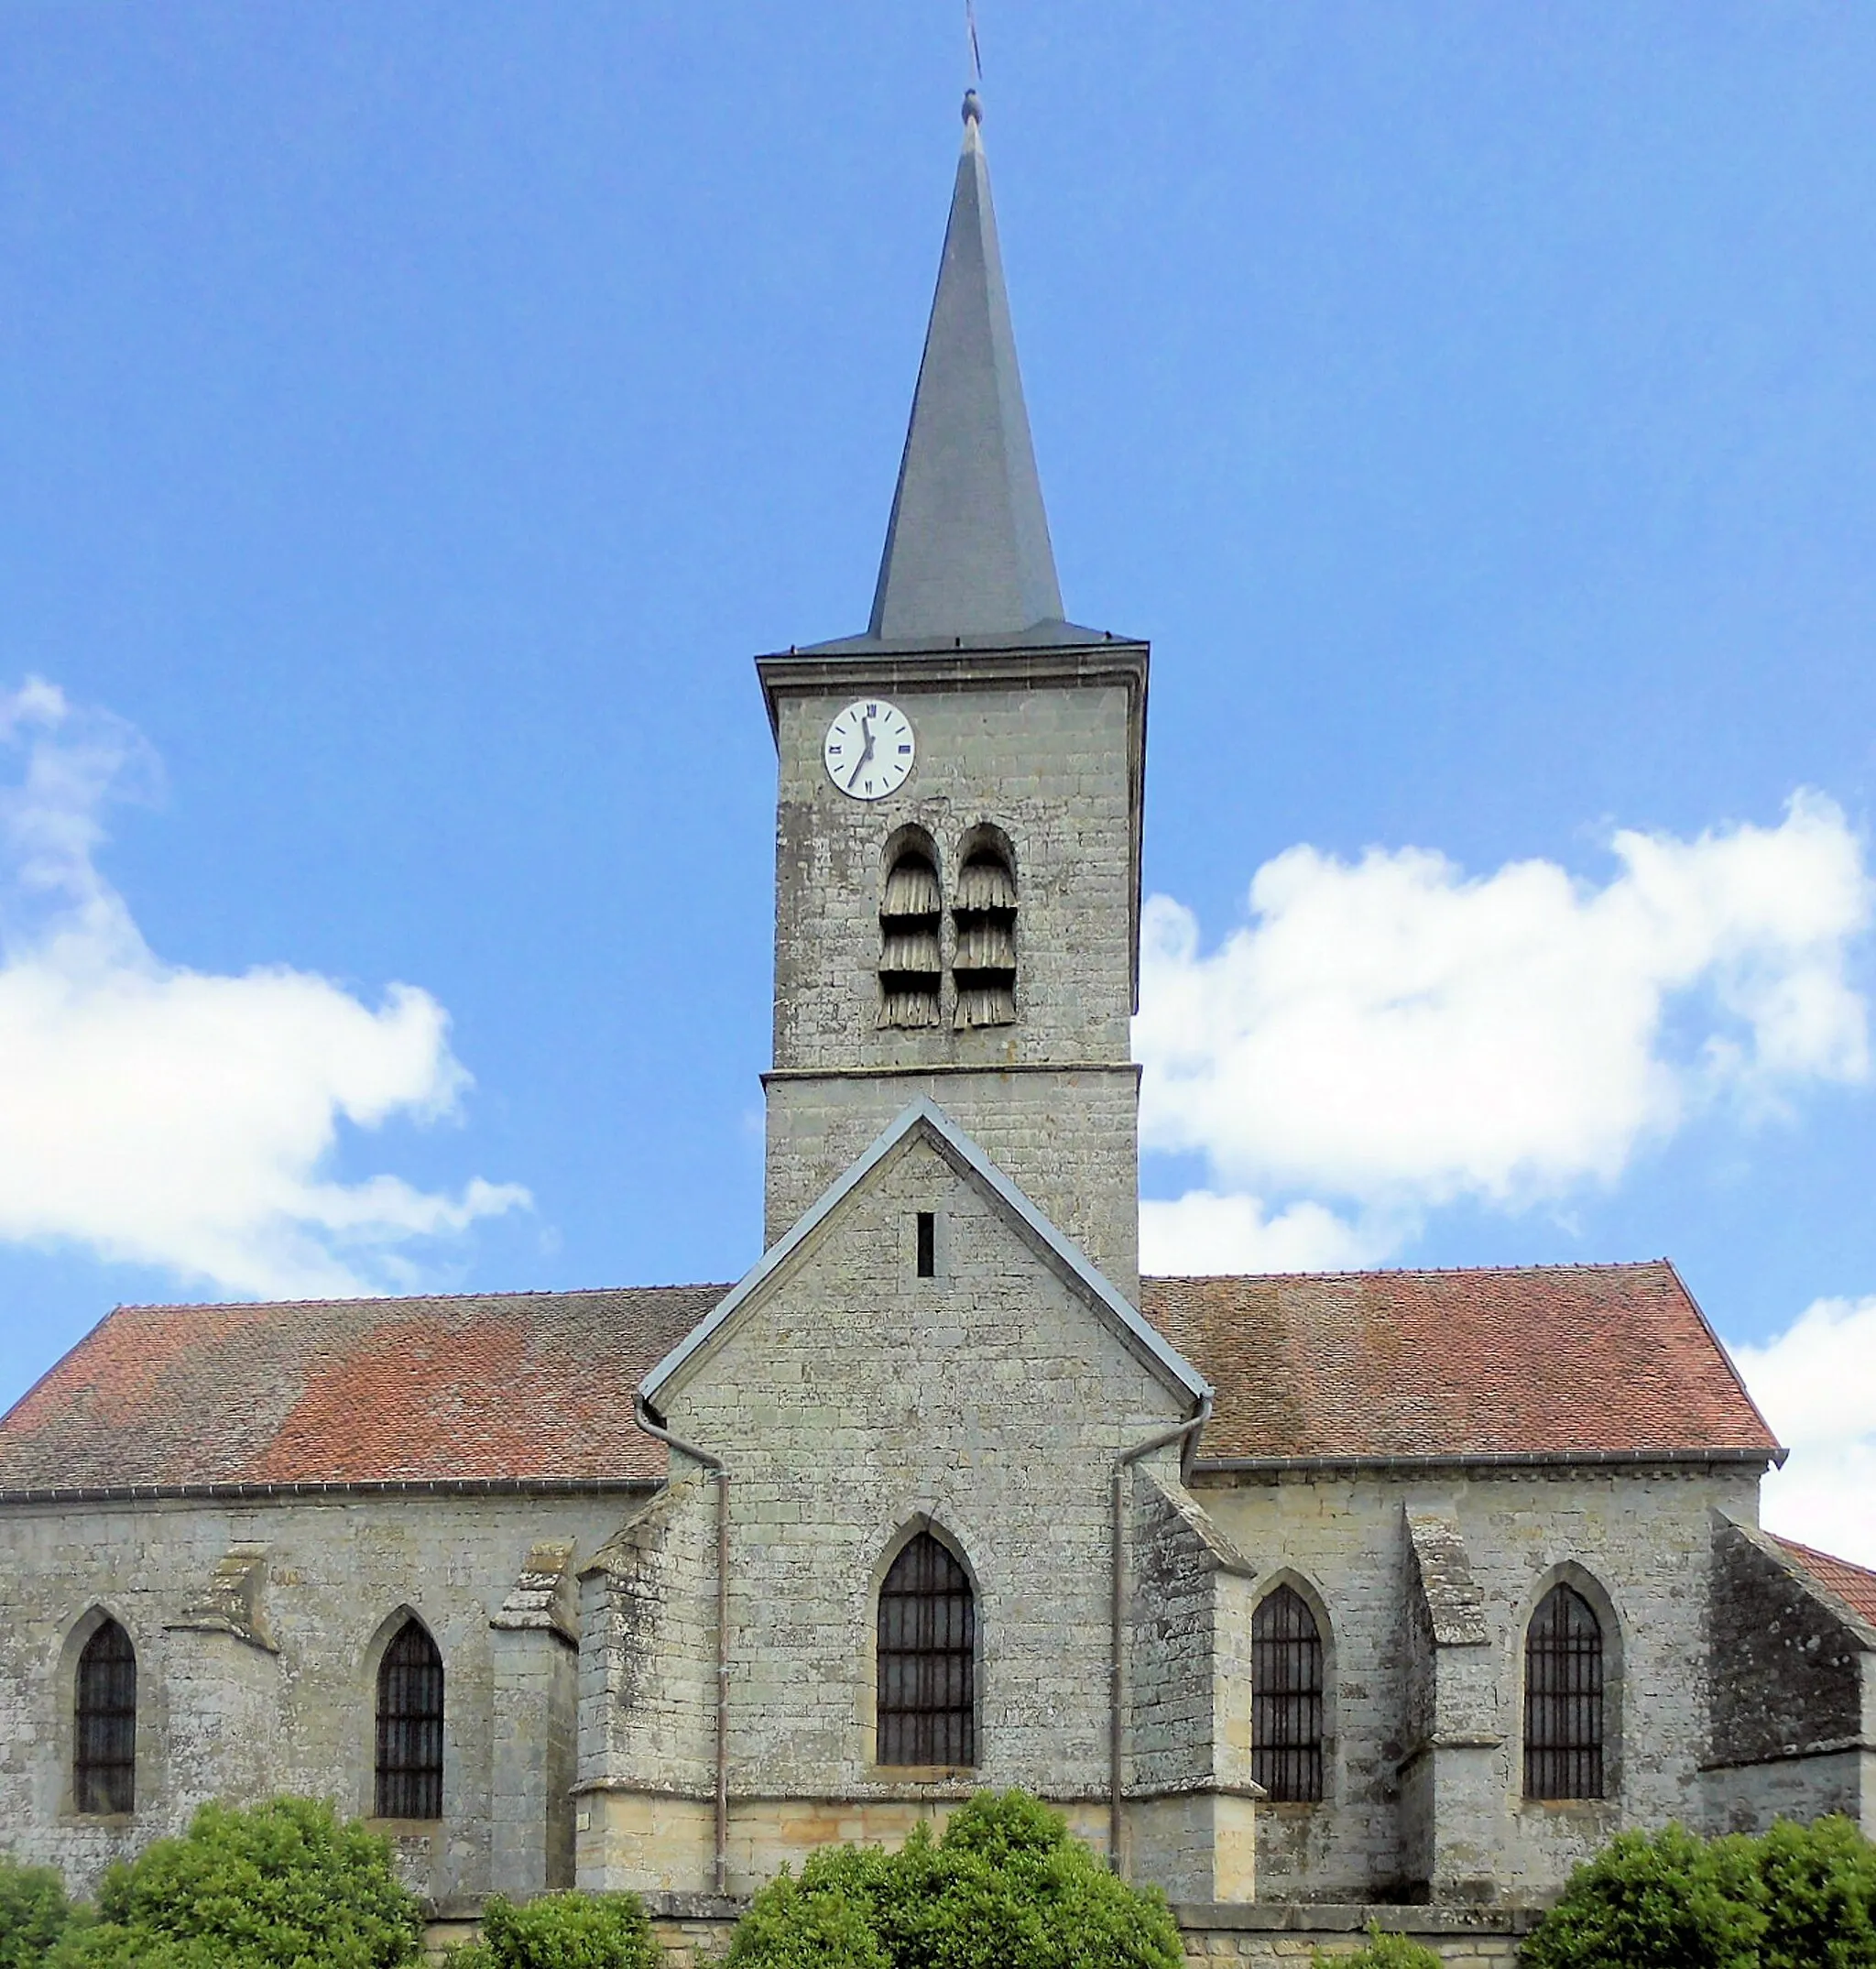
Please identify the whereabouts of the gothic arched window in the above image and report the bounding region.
[877,1532,976,1767]
[1251,1585,1325,1801]
[73,1618,136,1814]
[951,839,1016,1028]
[376,1618,444,1819]
[1524,1583,1604,1799]
[879,842,942,1028]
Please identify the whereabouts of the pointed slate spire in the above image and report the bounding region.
[867,92,1064,643]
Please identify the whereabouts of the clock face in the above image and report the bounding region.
[823,698,915,800]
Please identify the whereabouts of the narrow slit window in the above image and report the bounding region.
[916,1210,936,1278]
[1251,1585,1325,1802]
[951,845,1017,1028]
[879,847,942,1028]
[1524,1584,1604,1800]
[73,1619,136,1815]
[376,1618,444,1820]
[877,1532,976,1767]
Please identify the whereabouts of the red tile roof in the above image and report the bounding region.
[1145,1261,1779,1462]
[0,1286,726,1493]
[1772,1535,1876,1630]
[0,1260,1776,1495]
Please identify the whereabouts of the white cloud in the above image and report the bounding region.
[0,679,527,1300]
[1731,1296,1876,1570]
[1139,1190,1390,1275]
[1135,793,1871,1273]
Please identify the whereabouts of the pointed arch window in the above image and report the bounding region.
[1251,1585,1324,1801]
[879,843,942,1028]
[1524,1584,1604,1799]
[951,841,1016,1027]
[376,1619,444,1819]
[877,1532,976,1767]
[74,1618,136,1814]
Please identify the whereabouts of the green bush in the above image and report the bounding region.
[0,1854,82,1967]
[726,1788,1183,1969]
[49,1797,425,1969]
[1755,1817,1876,1969]
[443,1890,661,1969]
[1315,1923,1444,1969]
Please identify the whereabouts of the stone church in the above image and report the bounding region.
[1,95,1871,1944]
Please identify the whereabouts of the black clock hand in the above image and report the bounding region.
[846,717,876,789]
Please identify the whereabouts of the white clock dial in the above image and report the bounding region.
[823,698,915,801]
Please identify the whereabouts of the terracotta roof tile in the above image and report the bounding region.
[0,1285,726,1492]
[0,1259,1777,1494]
[1772,1535,1876,1629]
[1143,1261,1779,1462]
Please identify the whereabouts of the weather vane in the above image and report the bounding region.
[965,0,983,87]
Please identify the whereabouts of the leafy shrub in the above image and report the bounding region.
[49,1797,424,1969]
[1755,1817,1876,1969]
[444,1890,661,1969]
[1522,1816,1876,1969]
[1315,1923,1444,1968]
[726,1788,1183,1969]
[0,1854,81,1967]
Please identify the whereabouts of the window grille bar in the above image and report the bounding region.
[376,1621,445,1820]
[1251,1586,1325,1802]
[74,1621,136,1815]
[877,1532,975,1767]
[1524,1585,1604,1799]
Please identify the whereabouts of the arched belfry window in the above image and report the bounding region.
[877,1532,976,1767]
[376,1618,444,1820]
[73,1618,136,1814]
[879,841,942,1029]
[1524,1583,1604,1799]
[1251,1585,1324,1801]
[951,838,1017,1028]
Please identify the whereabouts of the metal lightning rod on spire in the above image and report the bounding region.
[965,0,983,86]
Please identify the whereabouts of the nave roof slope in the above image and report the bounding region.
[0,1261,1775,1495]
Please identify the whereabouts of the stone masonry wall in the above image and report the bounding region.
[647,1126,1193,1893]
[766,669,1140,1294]
[1195,1461,1761,1901]
[0,1489,638,1907]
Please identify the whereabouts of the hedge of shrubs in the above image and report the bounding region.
[1521,1816,1876,1969]
[724,1788,1184,1969]
[3,1795,1872,1968]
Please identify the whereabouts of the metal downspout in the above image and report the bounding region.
[1110,1392,1213,1879]
[634,1395,729,1896]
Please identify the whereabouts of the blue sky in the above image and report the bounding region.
[4,6,1873,1555]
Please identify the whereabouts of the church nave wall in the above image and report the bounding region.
[0,1490,632,1906]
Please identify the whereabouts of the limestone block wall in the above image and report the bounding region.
[649,1127,1193,1893]
[765,664,1143,1296]
[1194,1461,1760,1901]
[1707,1517,1875,1835]
[0,1488,637,1904]
[763,1067,1140,1299]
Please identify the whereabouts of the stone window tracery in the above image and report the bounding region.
[376,1617,444,1820]
[876,1531,976,1767]
[73,1617,136,1815]
[1251,1584,1324,1801]
[1524,1582,1604,1799]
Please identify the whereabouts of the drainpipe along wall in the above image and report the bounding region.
[1110,1392,1213,1877]
[634,1395,730,1897]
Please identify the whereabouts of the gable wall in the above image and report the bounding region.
[661,1134,1186,1865]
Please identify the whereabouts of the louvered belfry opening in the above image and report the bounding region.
[1251,1585,1325,1802]
[879,844,943,1028]
[1524,1584,1605,1799]
[877,1531,976,1767]
[376,1619,444,1820]
[951,841,1017,1027]
[73,1618,136,1814]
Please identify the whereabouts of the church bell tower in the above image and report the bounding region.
[757,94,1148,1301]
